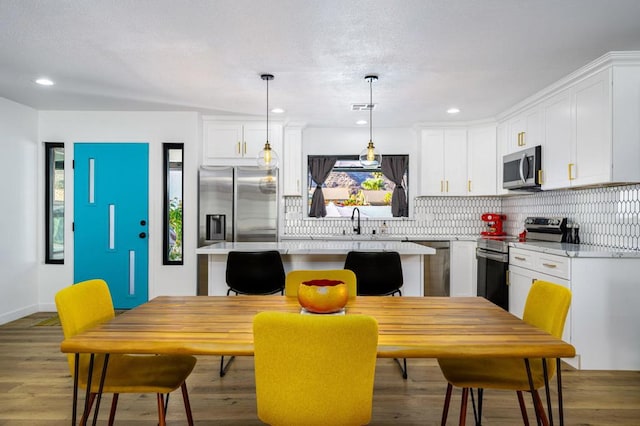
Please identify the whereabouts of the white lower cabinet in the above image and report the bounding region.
[508,248,574,367]
[508,264,571,341]
[509,246,640,370]
[450,241,477,297]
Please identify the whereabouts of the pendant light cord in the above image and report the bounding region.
[369,77,373,143]
[266,77,269,143]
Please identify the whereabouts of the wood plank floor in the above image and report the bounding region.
[1,312,639,425]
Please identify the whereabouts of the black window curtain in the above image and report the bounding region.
[308,156,338,217]
[381,155,409,217]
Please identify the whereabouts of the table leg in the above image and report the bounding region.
[81,354,95,426]
[542,358,554,425]
[72,353,79,426]
[91,354,110,426]
[524,359,542,426]
[556,358,565,426]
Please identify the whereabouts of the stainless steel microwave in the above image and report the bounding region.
[502,145,542,191]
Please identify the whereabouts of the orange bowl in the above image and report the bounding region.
[297,279,348,314]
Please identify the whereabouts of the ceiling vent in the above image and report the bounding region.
[351,103,377,111]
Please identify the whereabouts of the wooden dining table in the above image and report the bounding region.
[61,295,575,425]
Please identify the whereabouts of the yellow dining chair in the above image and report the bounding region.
[284,269,357,298]
[55,279,197,426]
[437,280,572,426]
[253,311,378,426]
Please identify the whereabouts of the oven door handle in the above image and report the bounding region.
[476,249,509,263]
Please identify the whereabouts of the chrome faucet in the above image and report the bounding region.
[351,207,361,235]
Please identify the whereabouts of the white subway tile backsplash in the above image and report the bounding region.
[283,183,640,251]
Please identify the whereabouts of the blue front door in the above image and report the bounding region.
[74,143,149,309]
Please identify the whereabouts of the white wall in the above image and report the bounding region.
[0,98,39,323]
[37,111,201,311]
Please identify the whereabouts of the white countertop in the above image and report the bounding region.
[196,241,436,255]
[509,241,640,258]
[279,234,478,242]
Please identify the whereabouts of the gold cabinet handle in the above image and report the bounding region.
[237,141,241,154]
[538,169,543,184]
[542,263,558,268]
[467,180,472,193]
[440,180,444,193]
[506,270,510,286]
[568,163,575,180]
[514,256,527,261]
[446,180,449,192]
[518,132,522,146]
[243,142,247,155]
[521,131,526,146]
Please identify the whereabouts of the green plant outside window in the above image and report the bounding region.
[163,143,184,264]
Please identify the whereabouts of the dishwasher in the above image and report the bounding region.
[411,241,450,296]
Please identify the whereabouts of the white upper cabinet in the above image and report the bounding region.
[543,70,610,189]
[282,126,303,196]
[420,125,496,196]
[542,64,640,190]
[499,54,640,191]
[420,128,467,195]
[542,87,573,189]
[203,119,283,165]
[506,106,542,154]
[467,124,497,195]
[495,122,509,195]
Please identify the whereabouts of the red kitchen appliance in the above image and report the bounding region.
[481,213,506,236]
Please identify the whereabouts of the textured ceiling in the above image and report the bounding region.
[1,0,640,127]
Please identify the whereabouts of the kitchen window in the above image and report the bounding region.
[45,142,64,264]
[163,143,183,264]
[307,155,409,218]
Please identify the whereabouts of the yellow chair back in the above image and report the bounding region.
[285,269,357,299]
[523,279,572,339]
[55,279,115,375]
[253,311,378,426]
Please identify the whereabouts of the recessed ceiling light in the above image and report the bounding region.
[271,107,285,114]
[447,107,460,114]
[35,78,55,86]
[356,120,367,125]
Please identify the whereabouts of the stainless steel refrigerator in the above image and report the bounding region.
[197,166,279,294]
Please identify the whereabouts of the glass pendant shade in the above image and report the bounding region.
[359,141,382,167]
[360,75,381,167]
[257,140,279,170]
[258,74,278,170]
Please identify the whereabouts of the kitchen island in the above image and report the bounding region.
[196,241,436,296]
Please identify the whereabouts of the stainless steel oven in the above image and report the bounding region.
[476,237,512,311]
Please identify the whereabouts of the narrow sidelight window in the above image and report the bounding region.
[45,142,64,263]
[163,143,184,264]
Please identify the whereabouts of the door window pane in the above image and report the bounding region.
[45,143,64,263]
[164,143,184,264]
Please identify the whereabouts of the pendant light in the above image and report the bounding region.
[359,75,382,167]
[257,73,279,170]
